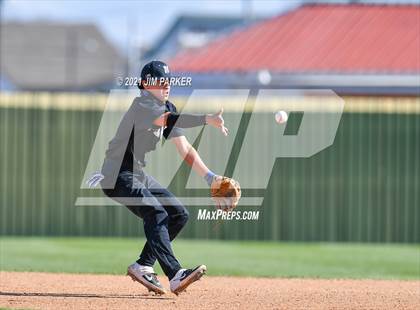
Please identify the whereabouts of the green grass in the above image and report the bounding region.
[0,237,419,280]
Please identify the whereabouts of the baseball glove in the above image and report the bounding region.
[210,176,241,212]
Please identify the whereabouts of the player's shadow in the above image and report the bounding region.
[0,291,171,300]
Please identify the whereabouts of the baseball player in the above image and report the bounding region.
[92,61,231,295]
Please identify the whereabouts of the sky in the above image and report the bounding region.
[1,0,301,52]
[2,0,416,53]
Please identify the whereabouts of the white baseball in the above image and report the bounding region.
[275,111,288,124]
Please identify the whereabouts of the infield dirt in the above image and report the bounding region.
[1,271,419,309]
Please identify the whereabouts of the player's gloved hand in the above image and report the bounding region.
[207,174,241,212]
[86,172,104,188]
[205,108,229,136]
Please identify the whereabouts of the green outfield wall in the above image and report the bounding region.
[0,93,418,242]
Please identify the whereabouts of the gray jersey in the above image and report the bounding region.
[101,91,184,187]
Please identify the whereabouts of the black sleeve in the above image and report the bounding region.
[163,101,185,139]
[166,113,207,128]
[163,126,185,140]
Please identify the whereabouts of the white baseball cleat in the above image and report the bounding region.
[169,265,207,295]
[127,263,166,295]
